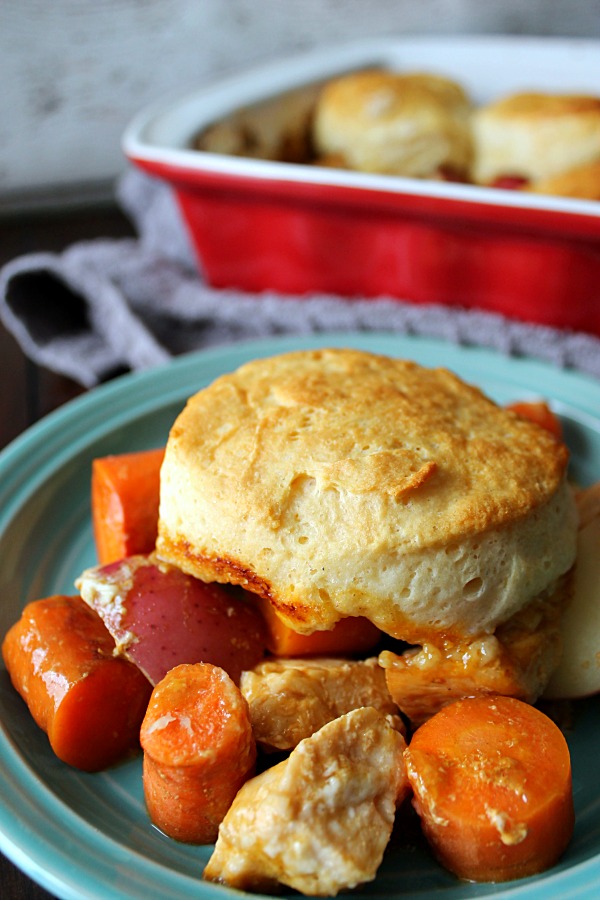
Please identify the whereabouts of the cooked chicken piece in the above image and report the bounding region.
[239,656,403,750]
[203,706,409,897]
[380,573,571,725]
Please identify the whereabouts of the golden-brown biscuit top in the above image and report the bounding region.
[472,91,600,185]
[163,347,566,541]
[312,69,473,176]
[317,70,471,124]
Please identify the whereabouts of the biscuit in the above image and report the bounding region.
[157,348,577,645]
[472,91,600,185]
[529,158,600,201]
[312,69,473,178]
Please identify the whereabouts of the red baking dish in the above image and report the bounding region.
[123,36,600,336]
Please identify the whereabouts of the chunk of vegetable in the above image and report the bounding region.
[404,694,574,883]
[2,595,152,771]
[140,662,256,843]
[506,400,563,440]
[92,448,165,565]
[256,595,381,657]
[491,175,529,190]
[544,501,600,698]
[76,554,267,684]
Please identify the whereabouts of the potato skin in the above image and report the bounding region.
[77,554,268,684]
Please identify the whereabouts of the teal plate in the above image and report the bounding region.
[1,332,599,900]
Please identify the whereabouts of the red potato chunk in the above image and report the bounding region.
[76,554,267,684]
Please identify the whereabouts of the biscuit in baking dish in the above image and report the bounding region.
[156,348,577,647]
[312,68,473,178]
[472,91,600,186]
[528,158,600,201]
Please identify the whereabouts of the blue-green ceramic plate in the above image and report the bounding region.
[1,333,599,900]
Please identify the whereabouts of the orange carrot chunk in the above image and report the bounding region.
[140,662,256,844]
[404,694,574,883]
[506,401,563,440]
[92,447,165,565]
[256,595,381,657]
[2,595,152,771]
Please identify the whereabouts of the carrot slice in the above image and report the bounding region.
[92,447,165,564]
[256,595,381,657]
[140,662,256,844]
[404,694,574,883]
[2,595,152,771]
[506,401,563,440]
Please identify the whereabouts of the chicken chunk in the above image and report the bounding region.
[239,656,403,750]
[380,572,572,725]
[203,706,409,896]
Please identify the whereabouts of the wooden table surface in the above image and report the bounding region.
[0,204,135,898]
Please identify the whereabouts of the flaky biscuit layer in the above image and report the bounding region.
[313,69,473,178]
[472,92,600,185]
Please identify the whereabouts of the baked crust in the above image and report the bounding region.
[156,348,577,645]
[472,91,600,185]
[529,158,600,200]
[312,68,473,178]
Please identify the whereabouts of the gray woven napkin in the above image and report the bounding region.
[2,168,600,388]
